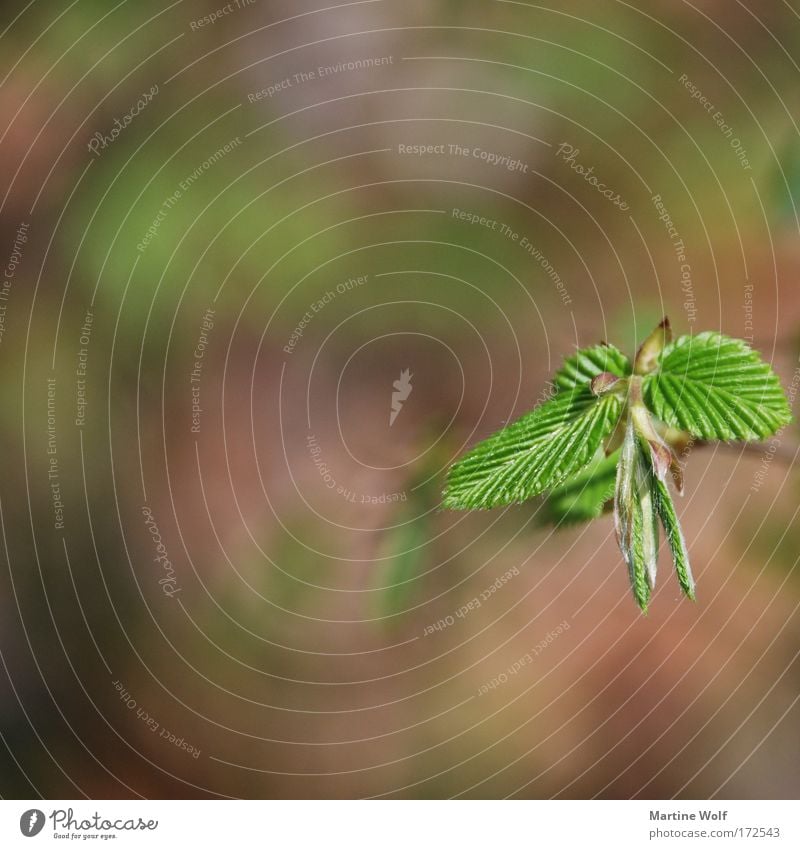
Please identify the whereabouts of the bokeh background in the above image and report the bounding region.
[1,0,799,799]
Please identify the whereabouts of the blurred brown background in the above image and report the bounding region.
[0,0,798,799]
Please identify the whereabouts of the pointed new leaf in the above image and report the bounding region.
[643,332,792,441]
[634,317,672,375]
[542,450,618,525]
[639,474,660,592]
[652,477,695,600]
[629,494,651,612]
[615,418,657,610]
[554,343,630,392]
[443,388,623,510]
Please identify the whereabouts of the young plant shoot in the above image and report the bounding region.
[442,319,792,612]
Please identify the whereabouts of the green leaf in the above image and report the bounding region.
[643,332,792,441]
[614,417,657,611]
[634,317,672,375]
[443,388,623,510]
[554,343,631,392]
[628,494,652,612]
[653,477,695,600]
[542,450,618,525]
[638,466,660,592]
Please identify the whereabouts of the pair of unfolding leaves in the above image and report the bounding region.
[443,328,792,611]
